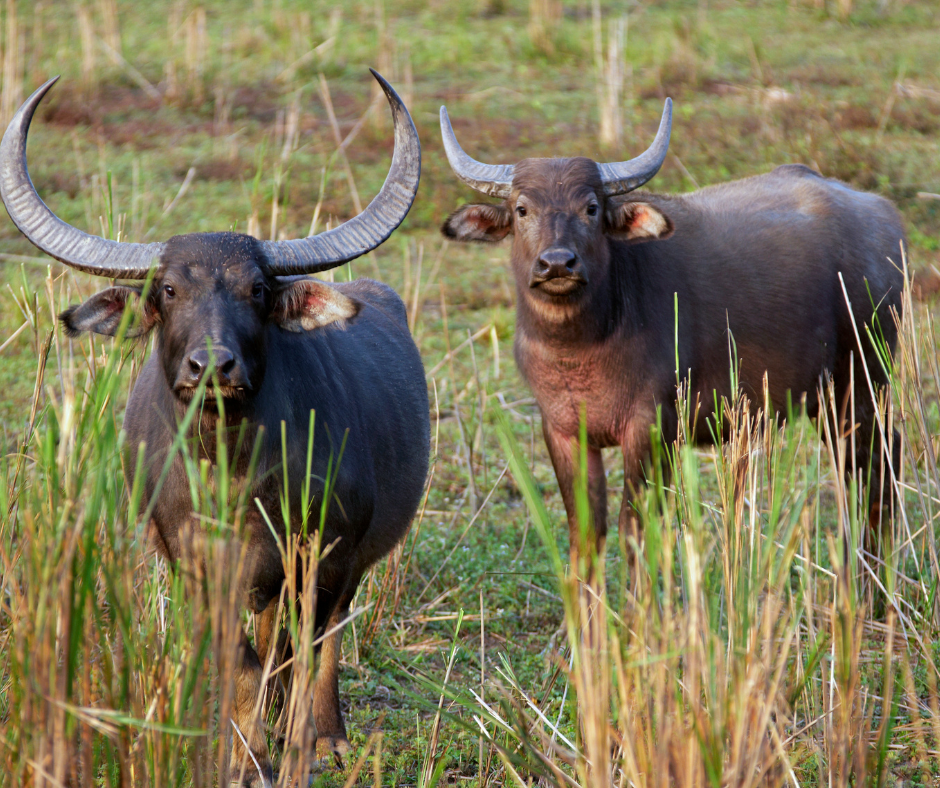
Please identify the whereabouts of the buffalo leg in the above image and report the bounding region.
[254,597,292,716]
[852,389,901,540]
[542,419,607,581]
[231,631,274,787]
[313,587,358,759]
[617,474,643,569]
[618,421,659,569]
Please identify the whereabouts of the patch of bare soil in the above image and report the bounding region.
[190,158,253,182]
[40,85,189,150]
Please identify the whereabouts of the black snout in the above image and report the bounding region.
[183,346,243,388]
[530,247,587,292]
[536,247,577,278]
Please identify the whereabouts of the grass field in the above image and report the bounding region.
[1,0,939,785]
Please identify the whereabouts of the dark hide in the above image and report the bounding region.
[444,161,904,572]
[61,232,430,782]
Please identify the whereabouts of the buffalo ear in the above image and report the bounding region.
[442,203,513,243]
[59,286,156,338]
[605,200,675,243]
[272,279,361,332]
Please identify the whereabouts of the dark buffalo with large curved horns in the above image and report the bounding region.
[440,100,904,576]
[1,71,430,785]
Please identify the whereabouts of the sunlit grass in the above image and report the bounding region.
[0,0,938,785]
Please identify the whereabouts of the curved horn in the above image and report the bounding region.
[439,106,514,199]
[261,69,421,275]
[598,98,672,196]
[0,77,165,279]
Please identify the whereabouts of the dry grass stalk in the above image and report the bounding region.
[269,90,301,241]
[371,0,394,128]
[185,7,208,105]
[26,1,43,87]
[164,1,184,102]
[75,3,97,96]
[0,0,23,128]
[529,0,562,56]
[95,0,122,58]
[273,534,321,786]
[592,2,626,151]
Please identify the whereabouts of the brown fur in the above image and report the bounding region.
[444,161,905,574]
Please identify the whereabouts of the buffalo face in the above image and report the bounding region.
[157,234,268,410]
[61,232,360,414]
[443,157,675,314]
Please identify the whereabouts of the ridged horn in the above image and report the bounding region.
[598,98,672,196]
[439,106,514,199]
[0,76,166,279]
[260,69,421,275]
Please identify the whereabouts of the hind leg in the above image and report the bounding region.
[854,390,901,535]
[313,583,359,760]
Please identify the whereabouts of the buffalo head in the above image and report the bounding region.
[60,232,364,413]
[440,102,674,313]
[2,70,419,413]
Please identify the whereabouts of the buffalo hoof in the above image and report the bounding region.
[230,755,274,788]
[230,767,274,788]
[316,734,351,764]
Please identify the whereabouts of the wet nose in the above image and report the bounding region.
[185,346,238,385]
[535,247,578,279]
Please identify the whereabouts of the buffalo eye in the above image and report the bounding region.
[163,284,176,300]
[515,205,527,218]
[586,203,598,217]
[252,282,266,301]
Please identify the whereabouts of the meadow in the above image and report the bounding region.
[0,0,939,785]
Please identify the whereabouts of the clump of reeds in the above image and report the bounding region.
[0,269,341,786]
[448,259,940,787]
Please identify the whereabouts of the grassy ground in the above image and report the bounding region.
[1,0,939,785]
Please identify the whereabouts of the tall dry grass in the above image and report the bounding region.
[0,268,346,786]
[448,262,940,787]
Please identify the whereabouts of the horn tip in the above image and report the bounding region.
[368,68,390,93]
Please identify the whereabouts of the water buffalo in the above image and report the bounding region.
[439,100,904,574]
[1,72,429,785]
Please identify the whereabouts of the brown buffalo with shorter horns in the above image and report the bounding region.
[1,72,429,786]
[440,99,904,573]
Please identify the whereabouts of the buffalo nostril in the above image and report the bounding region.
[218,353,236,376]
[188,355,205,378]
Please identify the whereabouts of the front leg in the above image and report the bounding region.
[617,407,670,567]
[617,466,645,568]
[231,631,275,787]
[542,418,607,582]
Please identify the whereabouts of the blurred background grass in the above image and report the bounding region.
[0,0,938,785]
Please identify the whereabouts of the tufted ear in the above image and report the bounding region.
[605,200,675,243]
[59,286,157,338]
[272,278,361,332]
[442,203,513,243]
